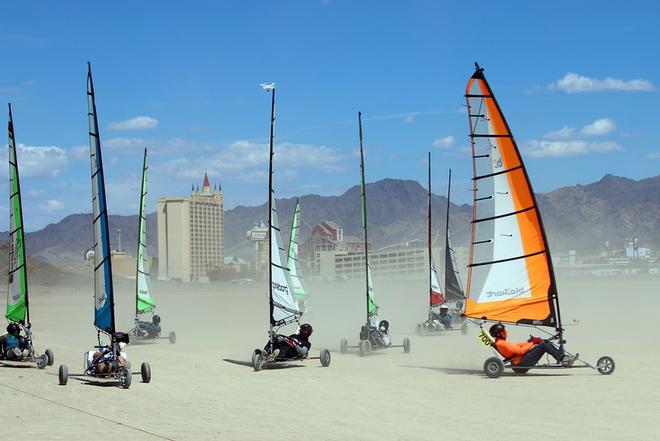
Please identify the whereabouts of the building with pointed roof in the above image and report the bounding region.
[157,172,224,282]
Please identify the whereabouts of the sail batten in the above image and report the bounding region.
[87,63,116,334]
[6,103,29,325]
[464,65,558,328]
[136,148,155,315]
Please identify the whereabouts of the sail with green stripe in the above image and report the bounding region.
[136,148,155,314]
[6,104,29,325]
[287,198,308,302]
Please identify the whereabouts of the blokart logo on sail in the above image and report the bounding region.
[96,292,106,309]
[139,289,149,295]
[272,282,289,295]
[484,286,527,299]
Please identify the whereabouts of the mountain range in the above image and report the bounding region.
[2,174,658,266]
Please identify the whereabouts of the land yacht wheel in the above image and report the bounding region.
[45,349,54,366]
[58,364,68,385]
[320,349,331,367]
[252,350,264,371]
[597,356,615,375]
[120,368,132,389]
[340,339,348,354]
[484,357,504,378]
[141,362,151,383]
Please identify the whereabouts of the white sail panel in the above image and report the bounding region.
[270,197,301,325]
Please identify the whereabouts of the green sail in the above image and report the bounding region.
[6,104,28,324]
[136,148,155,313]
[287,199,308,301]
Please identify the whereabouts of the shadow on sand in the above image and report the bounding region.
[402,365,569,377]
[222,358,305,370]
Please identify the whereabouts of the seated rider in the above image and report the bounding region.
[489,323,577,367]
[137,315,161,338]
[91,333,130,374]
[0,323,29,360]
[429,305,452,330]
[263,323,313,360]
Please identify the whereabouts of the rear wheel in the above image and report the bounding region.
[36,354,48,369]
[169,331,176,344]
[120,368,132,389]
[597,356,615,375]
[45,349,54,366]
[403,337,411,354]
[340,339,348,354]
[484,357,504,378]
[141,362,151,383]
[320,348,331,367]
[252,349,264,371]
[58,364,68,385]
[461,322,468,335]
[358,340,368,357]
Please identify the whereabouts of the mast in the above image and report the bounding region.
[266,85,276,344]
[427,152,432,319]
[358,112,370,329]
[444,168,451,295]
[7,103,29,326]
[87,62,115,335]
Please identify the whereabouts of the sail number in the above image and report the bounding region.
[476,329,494,347]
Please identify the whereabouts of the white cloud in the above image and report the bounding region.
[16,144,68,178]
[163,140,346,183]
[39,199,63,213]
[69,145,89,161]
[544,126,575,140]
[526,140,623,158]
[108,116,159,131]
[549,72,655,93]
[403,115,415,124]
[432,136,455,149]
[646,152,660,160]
[580,118,616,136]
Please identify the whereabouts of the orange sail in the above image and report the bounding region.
[464,65,560,328]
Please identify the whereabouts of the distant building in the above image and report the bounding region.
[157,173,224,282]
[302,221,370,273]
[245,220,268,278]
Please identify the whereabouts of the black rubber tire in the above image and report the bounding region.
[121,368,132,389]
[252,350,264,371]
[512,367,529,374]
[340,339,348,354]
[597,356,615,375]
[169,331,176,344]
[484,357,504,378]
[45,349,54,366]
[461,322,468,335]
[320,348,331,367]
[403,337,411,354]
[358,340,367,357]
[58,364,68,385]
[141,362,151,383]
[35,354,47,369]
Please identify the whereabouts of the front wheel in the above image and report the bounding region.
[358,340,368,357]
[45,349,55,366]
[169,331,177,344]
[484,357,504,378]
[58,364,68,385]
[36,354,48,369]
[141,362,151,383]
[403,337,411,354]
[319,348,331,367]
[120,368,132,389]
[461,322,468,335]
[340,339,348,354]
[252,349,264,371]
[597,356,615,375]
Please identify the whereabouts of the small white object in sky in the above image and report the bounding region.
[261,83,275,92]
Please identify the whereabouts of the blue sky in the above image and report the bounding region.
[1,0,658,230]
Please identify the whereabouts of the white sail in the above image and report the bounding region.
[430,258,444,305]
[270,196,301,325]
[136,149,155,314]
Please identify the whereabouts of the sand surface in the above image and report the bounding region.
[1,275,657,440]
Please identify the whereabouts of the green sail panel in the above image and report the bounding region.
[136,148,155,313]
[6,104,28,324]
[367,264,377,315]
[287,199,308,301]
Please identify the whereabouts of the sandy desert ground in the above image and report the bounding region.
[1,274,658,440]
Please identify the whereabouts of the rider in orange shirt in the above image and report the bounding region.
[489,323,577,367]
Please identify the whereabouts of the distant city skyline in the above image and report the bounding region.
[1,1,658,230]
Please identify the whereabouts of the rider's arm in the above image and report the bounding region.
[497,340,534,355]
